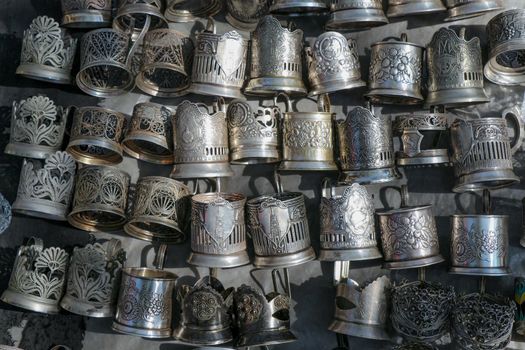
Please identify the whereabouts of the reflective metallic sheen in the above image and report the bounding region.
[387,0,445,18]
[165,0,222,23]
[113,0,168,38]
[61,0,112,28]
[270,0,328,15]
[326,0,388,30]
[225,0,271,31]
[445,0,502,22]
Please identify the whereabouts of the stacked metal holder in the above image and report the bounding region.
[387,0,445,18]
[225,0,271,31]
[113,0,168,38]
[444,0,502,22]
[270,0,328,15]
[60,0,112,28]
[165,0,222,23]
[326,0,388,30]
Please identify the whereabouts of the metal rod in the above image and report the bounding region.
[333,261,350,286]
[216,177,221,193]
[418,267,426,282]
[480,275,486,295]
[209,267,218,279]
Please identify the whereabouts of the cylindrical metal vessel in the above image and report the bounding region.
[225,0,271,31]
[164,0,222,23]
[450,214,509,275]
[326,0,388,30]
[445,0,502,22]
[270,0,328,15]
[387,0,445,17]
[61,0,112,28]
[113,0,167,38]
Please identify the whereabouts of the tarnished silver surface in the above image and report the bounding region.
[366,33,423,105]
[394,109,450,166]
[173,277,234,345]
[113,261,177,338]
[189,19,248,99]
[270,0,328,15]
[122,102,174,165]
[450,214,510,275]
[61,0,112,28]
[165,0,222,23]
[326,0,388,30]
[338,105,399,184]
[170,100,233,179]
[227,99,281,165]
[1,237,69,314]
[426,27,488,108]
[225,0,270,31]
[66,106,127,166]
[5,96,68,159]
[450,110,523,193]
[306,31,365,96]
[391,344,438,350]
[245,16,307,96]
[445,0,502,22]
[328,276,391,341]
[452,293,515,350]
[13,152,76,221]
[188,192,249,268]
[280,95,337,171]
[136,29,193,98]
[247,192,316,268]
[68,166,130,232]
[485,9,525,86]
[319,183,382,261]
[390,281,455,343]
[113,0,168,38]
[234,284,296,347]
[125,177,191,243]
[16,16,77,84]
[60,239,126,318]
[387,0,445,18]
[76,29,134,97]
[0,193,11,235]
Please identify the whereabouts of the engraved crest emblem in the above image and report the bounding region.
[258,198,290,249]
[216,31,245,78]
[203,197,237,248]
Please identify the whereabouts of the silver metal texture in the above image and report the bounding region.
[60,239,127,318]
[61,0,112,28]
[387,0,445,18]
[450,214,510,275]
[113,0,168,39]
[112,248,177,339]
[270,0,328,16]
[0,193,11,235]
[390,281,456,343]
[66,106,127,166]
[452,293,516,350]
[189,19,248,99]
[391,344,438,350]
[377,189,444,269]
[247,192,316,268]
[125,176,191,243]
[76,28,134,97]
[326,0,388,30]
[16,16,77,84]
[366,33,423,105]
[328,276,391,341]
[450,109,523,192]
[170,100,233,179]
[188,192,249,268]
[12,151,76,221]
[280,95,337,171]
[245,16,307,96]
[306,31,365,96]
[164,0,223,23]
[5,96,68,159]
[1,237,69,314]
[393,109,450,166]
[319,183,382,261]
[337,104,399,184]
[68,165,130,232]
[234,284,296,347]
[227,99,281,165]
[225,0,271,32]
[445,0,502,22]
[484,9,525,86]
[136,29,194,98]
[426,27,488,108]
[173,277,234,345]
[122,102,174,165]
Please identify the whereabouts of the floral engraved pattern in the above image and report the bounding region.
[451,221,506,264]
[394,114,448,132]
[309,32,360,79]
[17,151,76,206]
[11,96,66,148]
[9,243,69,301]
[20,16,77,70]
[65,242,126,305]
[283,119,332,149]
[118,279,170,322]
[379,209,439,260]
[227,101,279,141]
[62,0,111,11]
[190,290,220,321]
[369,47,421,85]
[129,104,173,146]
[72,167,129,211]
[487,10,525,69]
[71,108,126,142]
[226,0,270,23]
[235,292,263,324]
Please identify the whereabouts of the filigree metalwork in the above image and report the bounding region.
[0,193,11,235]
[13,151,76,221]
[61,0,112,27]
[6,96,67,159]
[225,0,271,30]
[391,281,455,342]
[17,16,77,84]
[452,293,515,350]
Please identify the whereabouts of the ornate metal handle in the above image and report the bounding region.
[213,97,226,114]
[400,184,409,208]
[25,236,44,253]
[153,243,168,270]
[105,238,123,260]
[321,177,336,198]
[273,169,284,194]
[273,92,293,113]
[502,107,524,154]
[205,16,216,34]
[317,93,331,113]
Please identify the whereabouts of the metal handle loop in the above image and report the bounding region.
[273,93,292,113]
[273,169,284,194]
[154,244,167,270]
[502,107,524,154]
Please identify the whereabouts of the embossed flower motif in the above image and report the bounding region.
[191,291,219,321]
[19,96,57,123]
[100,176,124,204]
[44,152,76,178]
[34,247,68,276]
[373,48,421,85]
[74,245,107,274]
[236,294,262,324]
[29,16,62,46]
[142,293,166,318]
